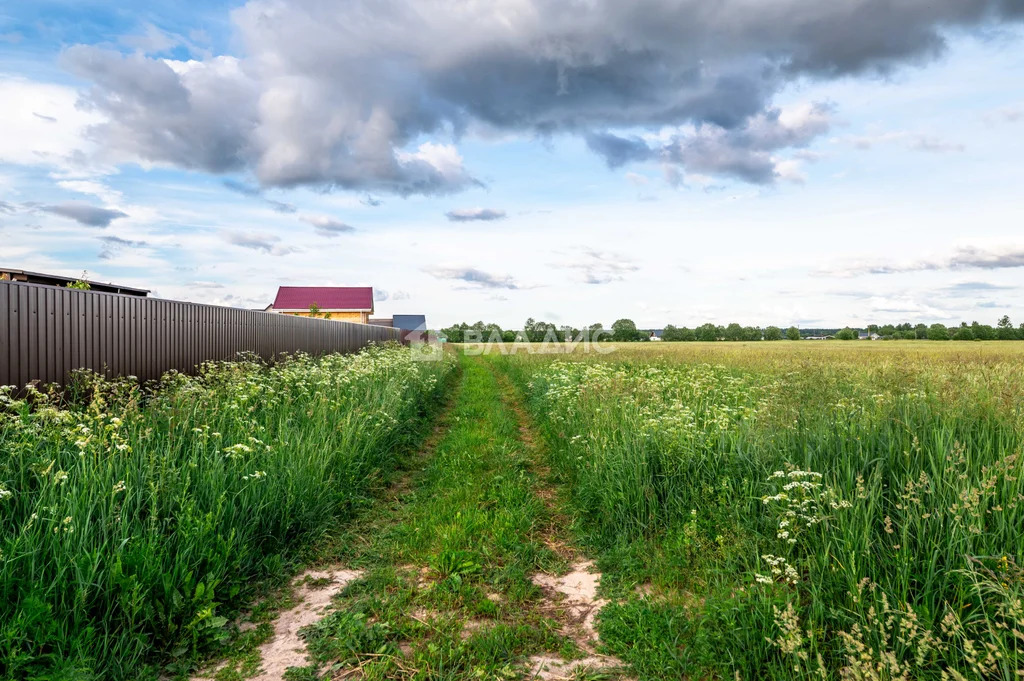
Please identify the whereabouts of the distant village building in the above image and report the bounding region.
[649,331,663,342]
[268,286,374,323]
[367,314,429,342]
[0,268,149,296]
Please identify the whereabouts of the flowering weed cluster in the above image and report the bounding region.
[495,345,1024,679]
[0,344,454,680]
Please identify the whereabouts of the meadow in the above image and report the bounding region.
[493,341,1024,679]
[2,338,1022,680]
[0,345,455,680]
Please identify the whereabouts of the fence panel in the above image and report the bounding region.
[0,280,403,388]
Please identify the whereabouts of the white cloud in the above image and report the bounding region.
[0,76,103,169]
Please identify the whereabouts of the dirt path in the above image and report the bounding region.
[191,355,626,681]
[490,365,625,680]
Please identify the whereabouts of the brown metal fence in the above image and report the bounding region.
[0,280,402,388]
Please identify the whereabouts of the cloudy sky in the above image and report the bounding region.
[2,0,1023,329]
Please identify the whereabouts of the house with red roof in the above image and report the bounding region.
[268,286,374,323]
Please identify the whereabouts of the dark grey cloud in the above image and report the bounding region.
[63,1,1020,193]
[99,235,147,247]
[97,235,148,260]
[425,266,520,289]
[223,231,298,256]
[301,215,356,237]
[0,201,16,214]
[32,112,57,123]
[361,195,382,207]
[445,208,507,222]
[589,103,832,183]
[585,133,654,168]
[824,246,1024,277]
[42,202,127,227]
[222,179,297,213]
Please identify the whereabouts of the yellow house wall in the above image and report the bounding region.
[281,311,369,323]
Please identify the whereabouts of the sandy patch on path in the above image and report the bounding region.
[193,566,362,681]
[527,560,624,679]
[533,561,605,635]
[251,567,363,681]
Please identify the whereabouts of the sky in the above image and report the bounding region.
[1,0,1023,330]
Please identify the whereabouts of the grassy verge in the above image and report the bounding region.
[0,345,454,680]
[286,353,590,680]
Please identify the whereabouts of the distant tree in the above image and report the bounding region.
[742,326,762,341]
[914,323,928,339]
[560,325,581,341]
[587,323,612,342]
[997,315,1016,340]
[440,322,465,342]
[523,318,559,342]
[611,319,642,342]
[927,323,950,341]
[763,326,784,341]
[835,327,857,340]
[879,324,896,338]
[695,323,720,342]
[953,326,975,341]
[678,327,696,341]
[786,326,801,341]
[1019,323,1024,340]
[867,324,879,335]
[724,323,744,341]
[662,324,684,341]
[971,321,996,341]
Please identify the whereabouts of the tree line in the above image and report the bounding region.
[440,316,1024,342]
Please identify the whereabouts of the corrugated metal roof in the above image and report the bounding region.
[272,286,374,311]
[0,267,150,295]
[392,314,426,330]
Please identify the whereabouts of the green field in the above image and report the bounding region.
[495,340,1024,679]
[2,341,1022,679]
[0,346,455,680]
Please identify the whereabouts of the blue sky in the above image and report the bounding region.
[2,1,1024,328]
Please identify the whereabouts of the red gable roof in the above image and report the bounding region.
[272,286,374,311]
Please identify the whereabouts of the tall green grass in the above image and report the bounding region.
[497,351,1024,679]
[0,345,454,680]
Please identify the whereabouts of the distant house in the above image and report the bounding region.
[858,332,881,340]
[648,330,663,342]
[268,286,374,323]
[393,314,428,342]
[368,314,429,341]
[0,267,149,296]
